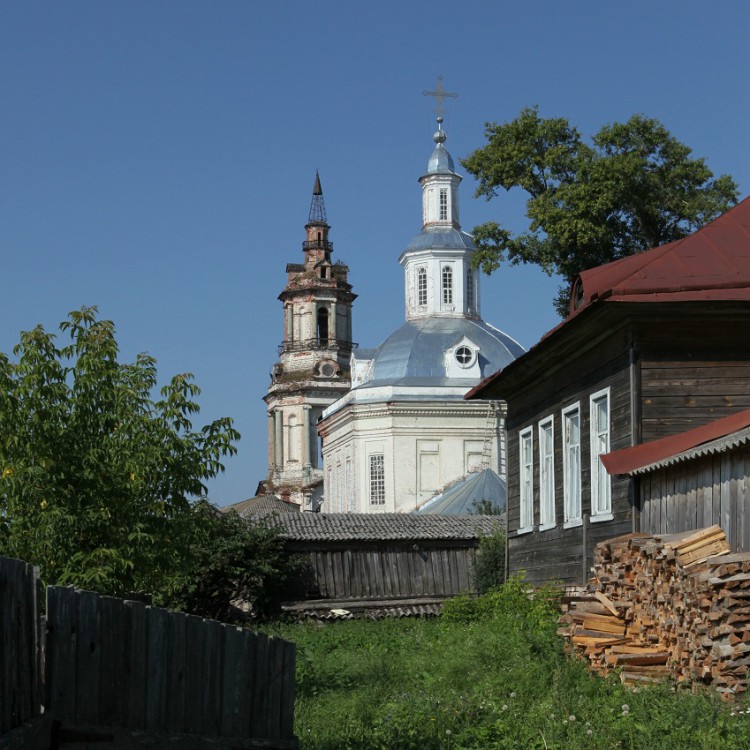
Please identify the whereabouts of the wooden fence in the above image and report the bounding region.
[1,554,297,749]
[0,556,43,736]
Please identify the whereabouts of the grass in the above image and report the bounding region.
[265,579,750,749]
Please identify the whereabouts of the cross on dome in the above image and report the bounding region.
[422,75,457,119]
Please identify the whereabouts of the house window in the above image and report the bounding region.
[538,416,555,529]
[562,403,581,526]
[417,267,427,306]
[590,388,612,518]
[442,266,453,305]
[466,268,474,310]
[439,188,448,220]
[369,454,385,505]
[519,427,533,532]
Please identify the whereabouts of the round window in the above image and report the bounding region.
[454,345,475,368]
[320,362,336,378]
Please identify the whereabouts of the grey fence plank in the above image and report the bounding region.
[75,590,102,726]
[46,586,77,722]
[249,632,269,739]
[98,596,125,728]
[183,614,204,736]
[166,611,187,733]
[125,600,147,730]
[146,605,169,732]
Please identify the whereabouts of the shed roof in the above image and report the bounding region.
[602,407,750,476]
[263,512,501,542]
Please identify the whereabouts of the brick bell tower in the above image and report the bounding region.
[263,173,356,509]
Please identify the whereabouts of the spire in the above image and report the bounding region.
[308,171,327,225]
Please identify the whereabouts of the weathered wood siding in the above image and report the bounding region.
[45,586,297,746]
[636,317,750,441]
[0,556,43,735]
[639,445,750,552]
[505,341,634,585]
[291,541,478,600]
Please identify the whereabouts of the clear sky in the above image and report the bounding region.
[2,1,749,506]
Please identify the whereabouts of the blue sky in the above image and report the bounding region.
[2,1,749,505]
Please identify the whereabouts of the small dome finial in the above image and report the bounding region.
[434,116,447,145]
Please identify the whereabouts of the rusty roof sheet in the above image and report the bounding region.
[266,512,501,542]
[602,407,750,476]
[572,196,750,313]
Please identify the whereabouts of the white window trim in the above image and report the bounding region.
[518,426,534,535]
[562,402,582,529]
[417,266,427,307]
[369,453,385,506]
[589,387,612,521]
[538,415,555,531]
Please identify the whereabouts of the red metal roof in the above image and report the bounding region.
[602,408,750,476]
[571,196,750,314]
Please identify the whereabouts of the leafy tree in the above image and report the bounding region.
[164,502,309,622]
[0,306,242,603]
[462,107,739,315]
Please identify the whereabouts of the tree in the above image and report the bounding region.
[0,306,241,602]
[462,107,739,315]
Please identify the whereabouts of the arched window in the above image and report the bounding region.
[317,307,329,346]
[466,268,474,310]
[442,266,453,305]
[417,267,427,306]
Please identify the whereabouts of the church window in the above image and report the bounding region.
[417,267,427,306]
[369,454,385,505]
[466,268,474,310]
[317,307,329,346]
[442,266,453,305]
[439,189,448,220]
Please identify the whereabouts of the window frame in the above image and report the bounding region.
[439,188,448,221]
[589,387,613,521]
[538,415,555,530]
[369,453,385,506]
[442,265,453,305]
[518,426,534,534]
[417,266,427,307]
[562,402,582,528]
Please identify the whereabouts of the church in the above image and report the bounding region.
[262,81,524,513]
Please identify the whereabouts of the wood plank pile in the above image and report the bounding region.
[558,526,750,698]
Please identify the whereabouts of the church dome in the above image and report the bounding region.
[360,317,524,389]
[426,142,455,174]
[405,226,475,252]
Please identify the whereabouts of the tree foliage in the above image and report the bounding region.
[462,107,739,315]
[0,307,297,620]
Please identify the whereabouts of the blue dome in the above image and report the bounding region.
[426,143,455,174]
[360,317,524,389]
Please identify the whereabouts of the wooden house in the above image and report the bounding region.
[467,197,750,584]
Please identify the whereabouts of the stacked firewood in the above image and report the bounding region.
[559,526,750,698]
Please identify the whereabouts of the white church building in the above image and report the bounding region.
[317,115,524,513]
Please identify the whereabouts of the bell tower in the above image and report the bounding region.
[263,173,356,508]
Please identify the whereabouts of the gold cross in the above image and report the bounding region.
[422,75,458,117]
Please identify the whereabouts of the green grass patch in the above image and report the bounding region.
[265,579,750,749]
